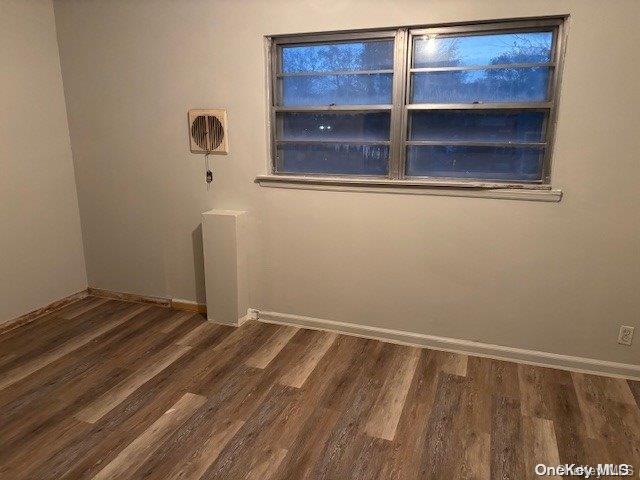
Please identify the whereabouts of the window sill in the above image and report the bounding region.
[254,175,563,202]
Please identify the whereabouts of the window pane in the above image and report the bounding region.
[277,144,389,175]
[277,112,390,141]
[412,31,553,68]
[280,74,393,106]
[411,67,550,103]
[409,110,546,142]
[406,145,543,181]
[282,39,394,73]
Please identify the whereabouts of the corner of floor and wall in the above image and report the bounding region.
[0,0,88,322]
[2,0,639,379]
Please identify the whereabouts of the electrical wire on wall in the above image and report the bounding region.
[204,153,213,189]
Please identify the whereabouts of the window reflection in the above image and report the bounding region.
[282,40,394,73]
[282,74,393,106]
[409,111,545,143]
[413,32,553,68]
[278,144,389,175]
[279,112,390,141]
[412,68,550,103]
[406,145,543,180]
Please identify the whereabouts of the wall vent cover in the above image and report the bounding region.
[188,109,228,154]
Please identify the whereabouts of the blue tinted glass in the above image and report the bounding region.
[282,40,394,73]
[406,145,543,181]
[278,112,390,141]
[409,111,546,142]
[281,74,393,106]
[411,68,550,103]
[413,31,553,68]
[278,144,389,175]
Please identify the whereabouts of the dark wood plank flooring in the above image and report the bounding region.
[0,296,638,479]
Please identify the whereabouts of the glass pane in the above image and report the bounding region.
[409,110,546,142]
[281,74,393,106]
[413,31,553,68]
[277,112,390,142]
[406,145,543,181]
[411,68,550,103]
[277,144,389,175]
[282,39,394,73]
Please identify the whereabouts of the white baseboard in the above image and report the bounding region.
[256,309,640,381]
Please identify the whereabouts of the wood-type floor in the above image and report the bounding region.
[1,296,639,479]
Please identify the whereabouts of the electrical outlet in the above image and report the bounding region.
[617,325,634,346]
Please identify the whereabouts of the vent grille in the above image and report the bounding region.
[188,109,228,154]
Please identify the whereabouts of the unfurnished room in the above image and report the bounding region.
[1,0,639,478]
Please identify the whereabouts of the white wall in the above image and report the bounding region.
[0,0,87,322]
[53,0,639,365]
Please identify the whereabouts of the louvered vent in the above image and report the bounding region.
[188,109,228,154]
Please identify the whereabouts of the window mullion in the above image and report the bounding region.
[389,28,408,180]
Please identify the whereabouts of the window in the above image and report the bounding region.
[267,18,565,186]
